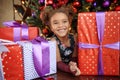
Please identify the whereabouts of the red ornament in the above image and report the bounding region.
[53,3,57,9]
[42,28,49,34]
[64,0,68,4]
[86,0,94,3]
[115,6,120,11]
[39,6,44,10]
[113,0,117,3]
[72,7,77,13]
[47,0,53,5]
[58,0,65,6]
[73,1,81,7]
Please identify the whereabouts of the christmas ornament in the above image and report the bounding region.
[64,0,68,4]
[103,0,110,7]
[86,0,94,3]
[113,0,117,3]
[93,2,97,7]
[42,28,49,34]
[47,0,53,5]
[73,1,81,7]
[72,7,77,13]
[39,6,44,10]
[115,6,120,11]
[58,0,68,5]
[58,0,65,6]
[32,12,36,18]
[53,3,57,9]
[38,0,44,4]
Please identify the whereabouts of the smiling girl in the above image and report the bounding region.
[41,5,81,76]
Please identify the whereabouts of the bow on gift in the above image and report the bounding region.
[79,12,120,75]
[3,21,29,41]
[31,36,50,77]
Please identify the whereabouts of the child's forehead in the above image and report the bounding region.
[50,13,68,20]
[49,10,68,17]
[53,12,67,15]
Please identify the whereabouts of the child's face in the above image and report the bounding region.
[50,12,70,38]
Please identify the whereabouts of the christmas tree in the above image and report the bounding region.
[25,0,120,36]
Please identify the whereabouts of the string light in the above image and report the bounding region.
[15,9,17,13]
[21,0,25,4]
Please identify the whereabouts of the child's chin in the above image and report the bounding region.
[60,34,68,37]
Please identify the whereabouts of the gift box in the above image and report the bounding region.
[77,11,120,76]
[0,21,39,41]
[0,44,24,80]
[17,37,56,80]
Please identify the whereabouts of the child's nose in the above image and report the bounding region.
[59,22,64,27]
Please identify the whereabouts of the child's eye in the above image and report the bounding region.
[63,21,68,23]
[54,22,58,24]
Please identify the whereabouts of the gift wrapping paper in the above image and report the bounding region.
[0,27,38,41]
[77,11,120,76]
[17,41,39,80]
[17,40,56,80]
[0,44,24,80]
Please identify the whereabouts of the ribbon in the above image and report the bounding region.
[31,36,50,76]
[3,21,28,41]
[96,12,105,75]
[78,12,120,75]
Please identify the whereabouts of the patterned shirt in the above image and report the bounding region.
[54,34,75,64]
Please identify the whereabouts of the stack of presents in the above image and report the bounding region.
[0,21,56,80]
[0,11,120,80]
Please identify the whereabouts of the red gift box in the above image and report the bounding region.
[0,27,39,41]
[0,21,39,41]
[1,44,24,80]
[77,11,120,76]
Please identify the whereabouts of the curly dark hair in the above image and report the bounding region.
[40,5,75,27]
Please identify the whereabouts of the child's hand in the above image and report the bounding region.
[69,61,77,72]
[69,61,81,76]
[74,66,81,76]
[69,61,77,66]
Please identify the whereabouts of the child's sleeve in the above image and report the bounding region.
[57,61,76,75]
